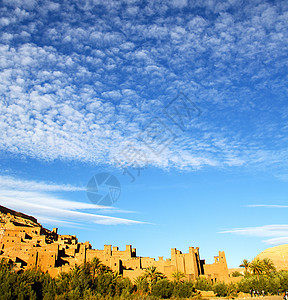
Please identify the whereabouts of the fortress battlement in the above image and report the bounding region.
[0,206,231,282]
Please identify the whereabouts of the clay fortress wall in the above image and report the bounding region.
[0,205,234,283]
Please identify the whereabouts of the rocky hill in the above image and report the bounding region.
[0,205,40,228]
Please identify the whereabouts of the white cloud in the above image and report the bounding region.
[274,174,288,182]
[0,189,143,226]
[0,0,287,172]
[0,175,85,192]
[0,17,11,26]
[220,225,288,237]
[170,0,188,8]
[247,204,288,209]
[263,237,288,245]
[0,176,143,227]
[220,224,288,245]
[221,204,288,245]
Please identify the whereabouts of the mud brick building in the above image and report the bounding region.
[0,205,231,282]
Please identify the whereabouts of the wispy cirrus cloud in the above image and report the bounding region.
[0,175,85,192]
[274,174,288,182]
[220,224,288,237]
[220,224,288,245]
[0,176,143,226]
[247,204,288,209]
[264,237,288,245]
[221,204,288,245]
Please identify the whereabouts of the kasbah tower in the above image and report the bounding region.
[0,205,239,283]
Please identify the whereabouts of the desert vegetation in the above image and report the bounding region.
[1,257,288,299]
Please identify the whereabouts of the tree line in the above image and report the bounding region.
[1,257,288,299]
[0,258,197,299]
[238,257,276,276]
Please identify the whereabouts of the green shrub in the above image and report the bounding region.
[195,275,212,291]
[95,273,115,296]
[151,279,173,299]
[232,271,243,277]
[115,277,134,296]
[237,273,284,294]
[278,271,288,292]
[172,281,195,298]
[3,256,288,299]
[213,282,227,297]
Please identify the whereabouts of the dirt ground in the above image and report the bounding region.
[237,297,283,300]
[218,296,284,300]
[205,296,284,300]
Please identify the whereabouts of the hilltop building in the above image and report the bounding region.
[0,205,231,282]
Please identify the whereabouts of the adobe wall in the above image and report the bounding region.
[203,251,229,283]
[0,207,231,283]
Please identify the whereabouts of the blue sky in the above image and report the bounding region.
[0,0,288,267]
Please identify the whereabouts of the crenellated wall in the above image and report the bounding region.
[0,206,231,283]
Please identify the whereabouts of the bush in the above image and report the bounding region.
[232,271,243,277]
[115,277,134,296]
[4,256,288,299]
[278,271,288,292]
[172,281,195,298]
[151,279,174,299]
[195,275,212,291]
[237,273,284,294]
[95,273,115,296]
[213,282,227,297]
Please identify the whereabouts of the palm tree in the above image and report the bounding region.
[262,258,276,275]
[71,264,81,276]
[249,258,264,276]
[143,266,165,292]
[90,257,103,276]
[0,258,14,271]
[239,259,250,273]
[134,276,149,295]
[112,271,122,281]
[144,266,165,282]
[172,270,186,282]
[88,257,111,277]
